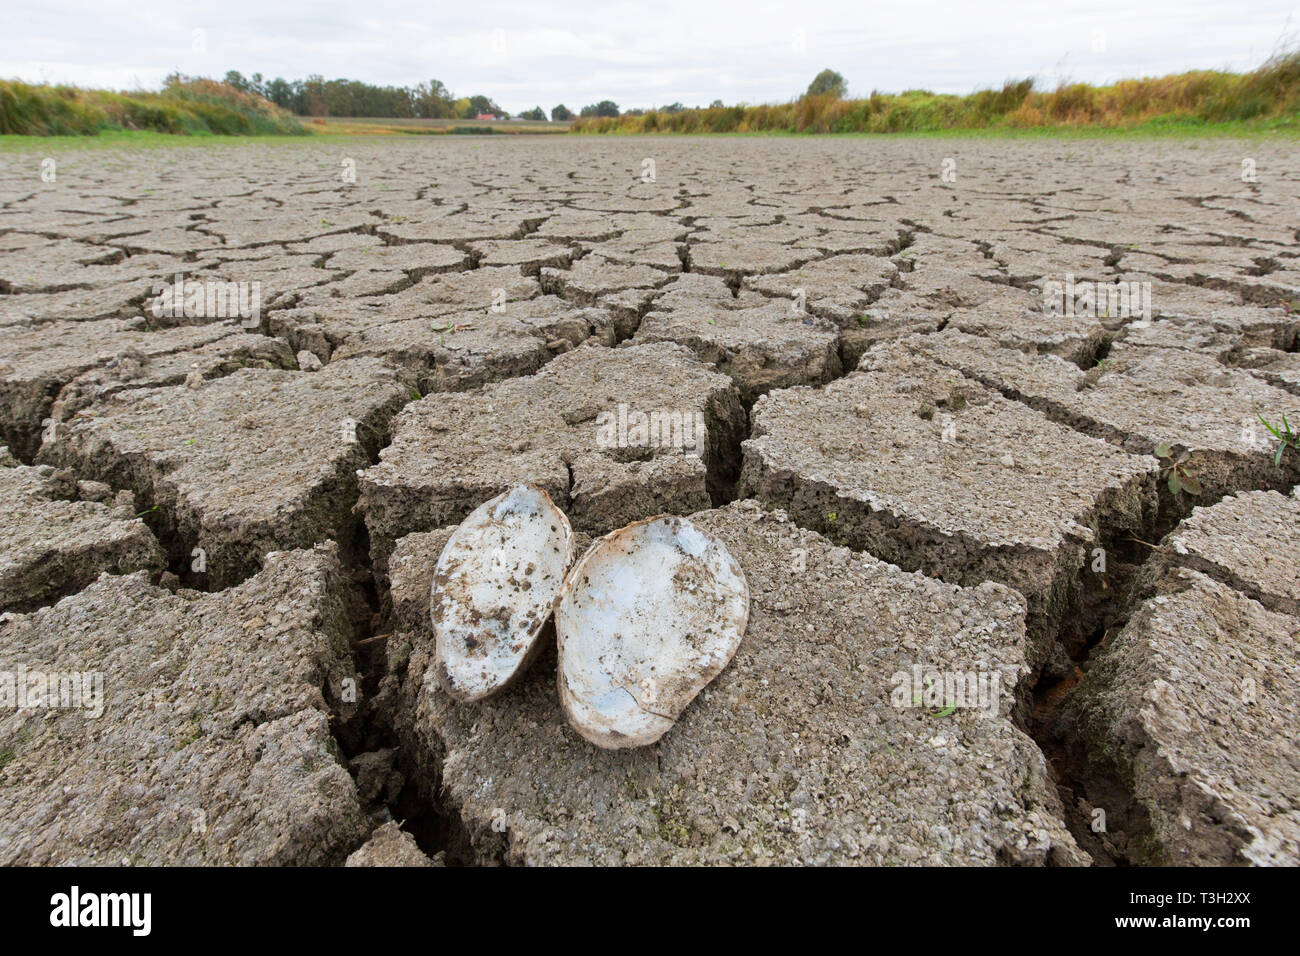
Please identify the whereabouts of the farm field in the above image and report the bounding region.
[307,115,572,134]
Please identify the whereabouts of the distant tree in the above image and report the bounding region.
[467,94,502,117]
[300,75,327,116]
[623,108,644,116]
[662,102,685,113]
[806,68,847,98]
[580,100,620,117]
[319,78,412,117]
[216,73,517,120]
[413,79,455,118]
[518,106,546,120]
[551,103,573,121]
[429,80,454,112]
[709,99,724,108]
[265,77,294,108]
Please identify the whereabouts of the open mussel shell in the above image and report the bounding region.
[431,484,575,702]
[556,515,749,748]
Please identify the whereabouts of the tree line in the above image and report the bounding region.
[221,71,594,121]
[217,71,759,121]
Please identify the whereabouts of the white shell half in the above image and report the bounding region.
[556,515,749,748]
[432,485,575,702]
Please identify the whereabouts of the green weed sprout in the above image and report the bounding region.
[1256,408,1298,467]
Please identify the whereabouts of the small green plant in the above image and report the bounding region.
[432,321,473,334]
[1256,408,1298,466]
[432,320,474,346]
[826,511,837,523]
[1153,442,1201,496]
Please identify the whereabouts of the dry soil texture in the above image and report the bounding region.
[1,136,1297,866]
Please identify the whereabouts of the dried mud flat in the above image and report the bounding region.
[0,136,1297,866]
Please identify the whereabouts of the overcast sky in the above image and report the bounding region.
[4,0,1297,114]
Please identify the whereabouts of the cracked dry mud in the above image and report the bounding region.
[0,137,1297,866]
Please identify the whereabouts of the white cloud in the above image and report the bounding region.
[0,0,1294,113]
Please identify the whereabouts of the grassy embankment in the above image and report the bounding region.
[573,52,1300,135]
[0,75,306,136]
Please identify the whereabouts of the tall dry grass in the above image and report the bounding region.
[0,75,306,136]
[573,52,1300,134]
